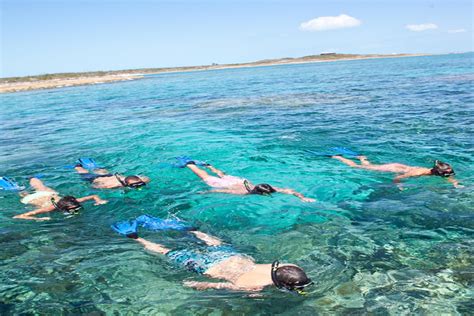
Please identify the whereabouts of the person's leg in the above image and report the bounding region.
[206,165,226,178]
[29,178,56,192]
[75,165,110,175]
[93,168,111,175]
[191,231,223,246]
[358,156,371,166]
[331,156,361,168]
[186,164,211,181]
[74,166,90,174]
[136,238,171,254]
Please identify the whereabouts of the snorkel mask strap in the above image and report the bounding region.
[115,173,128,187]
[432,160,455,177]
[244,180,252,193]
[270,260,313,295]
[271,260,283,289]
[51,197,60,210]
[51,197,82,214]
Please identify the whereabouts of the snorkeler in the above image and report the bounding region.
[73,158,150,189]
[112,215,313,293]
[175,156,315,202]
[9,177,108,221]
[332,156,461,188]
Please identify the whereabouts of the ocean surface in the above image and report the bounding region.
[0,53,473,315]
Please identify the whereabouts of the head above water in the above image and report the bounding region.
[51,196,82,214]
[244,180,276,196]
[271,261,313,295]
[115,174,148,189]
[431,160,455,177]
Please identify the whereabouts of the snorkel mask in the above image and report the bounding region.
[51,197,83,215]
[271,260,313,295]
[431,160,455,177]
[115,173,147,189]
[244,180,276,196]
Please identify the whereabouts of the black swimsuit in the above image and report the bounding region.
[80,173,113,183]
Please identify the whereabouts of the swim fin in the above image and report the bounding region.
[136,214,195,231]
[0,177,23,191]
[330,147,359,157]
[175,156,209,168]
[111,220,138,239]
[77,158,101,170]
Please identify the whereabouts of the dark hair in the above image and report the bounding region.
[115,174,147,189]
[124,176,142,184]
[271,261,312,294]
[52,196,82,213]
[431,160,455,177]
[244,181,276,195]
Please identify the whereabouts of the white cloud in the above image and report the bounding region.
[448,28,466,33]
[406,23,438,32]
[300,14,361,31]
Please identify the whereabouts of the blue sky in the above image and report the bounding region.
[1,0,472,77]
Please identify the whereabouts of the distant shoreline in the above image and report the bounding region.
[0,53,430,94]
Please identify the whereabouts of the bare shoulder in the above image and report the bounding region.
[410,167,432,176]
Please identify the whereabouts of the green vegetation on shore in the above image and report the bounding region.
[0,53,417,84]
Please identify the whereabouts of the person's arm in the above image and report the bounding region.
[183,281,252,291]
[393,174,411,190]
[13,205,56,221]
[208,189,246,195]
[274,187,316,202]
[393,172,419,190]
[77,195,108,205]
[447,177,462,188]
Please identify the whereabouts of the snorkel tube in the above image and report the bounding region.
[271,260,313,295]
[51,197,83,215]
[244,180,276,196]
[430,160,455,177]
[114,173,147,189]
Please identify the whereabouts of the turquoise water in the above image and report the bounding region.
[1,53,473,314]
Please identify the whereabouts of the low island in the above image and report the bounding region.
[0,53,427,94]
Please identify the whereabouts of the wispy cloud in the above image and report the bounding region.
[448,28,466,33]
[406,23,438,32]
[300,14,361,31]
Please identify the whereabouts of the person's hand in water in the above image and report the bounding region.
[34,217,51,221]
[301,197,316,203]
[183,281,207,290]
[94,199,108,205]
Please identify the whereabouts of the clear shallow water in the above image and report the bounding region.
[1,53,473,314]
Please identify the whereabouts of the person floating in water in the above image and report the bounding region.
[176,156,315,202]
[112,215,313,293]
[332,156,461,188]
[11,177,108,221]
[73,158,150,189]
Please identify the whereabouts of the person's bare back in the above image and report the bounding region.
[181,159,316,202]
[332,155,460,188]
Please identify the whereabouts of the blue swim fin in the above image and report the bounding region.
[330,147,359,157]
[111,220,138,239]
[0,177,23,191]
[136,214,195,231]
[77,158,101,170]
[174,156,209,168]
